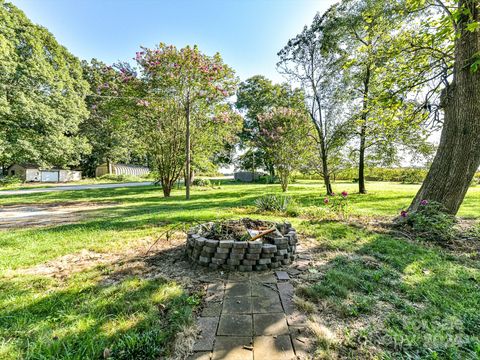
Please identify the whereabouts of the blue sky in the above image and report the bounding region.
[10,0,337,83]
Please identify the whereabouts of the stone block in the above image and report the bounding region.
[216,247,230,254]
[273,237,288,245]
[242,259,256,266]
[238,265,252,272]
[261,253,274,258]
[209,263,220,269]
[227,258,241,265]
[202,247,216,254]
[262,244,277,253]
[277,249,288,256]
[258,258,271,265]
[199,256,211,264]
[205,239,219,247]
[231,248,246,255]
[245,253,260,260]
[229,253,245,260]
[248,240,263,249]
[254,264,268,271]
[247,248,262,254]
[218,239,234,248]
[214,252,229,259]
[211,258,226,265]
[233,241,248,249]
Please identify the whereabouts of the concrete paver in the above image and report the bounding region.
[252,294,283,314]
[223,296,252,314]
[212,336,253,360]
[253,313,289,335]
[225,282,251,298]
[193,316,219,351]
[217,314,253,336]
[253,335,296,360]
[191,272,311,359]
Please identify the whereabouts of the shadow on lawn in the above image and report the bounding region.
[297,219,480,358]
[0,243,201,359]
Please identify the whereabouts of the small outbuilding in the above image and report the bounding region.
[7,164,82,183]
[234,171,266,182]
[95,163,150,178]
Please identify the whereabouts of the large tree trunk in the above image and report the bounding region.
[410,0,480,214]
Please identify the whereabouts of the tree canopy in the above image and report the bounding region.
[0,1,90,169]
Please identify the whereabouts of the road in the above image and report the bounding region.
[0,182,154,196]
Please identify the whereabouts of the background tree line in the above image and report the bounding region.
[1,0,478,213]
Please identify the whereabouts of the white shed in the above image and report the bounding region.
[95,163,150,178]
[7,164,82,183]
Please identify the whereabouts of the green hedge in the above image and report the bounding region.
[293,167,428,183]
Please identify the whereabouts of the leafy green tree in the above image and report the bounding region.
[0,1,90,169]
[236,75,305,176]
[257,107,313,191]
[79,59,143,177]
[135,98,185,196]
[321,0,433,194]
[190,103,242,177]
[278,17,353,195]
[135,44,237,199]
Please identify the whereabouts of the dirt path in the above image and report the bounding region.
[0,202,117,229]
[0,181,153,195]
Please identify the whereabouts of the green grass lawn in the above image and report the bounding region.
[0,180,479,359]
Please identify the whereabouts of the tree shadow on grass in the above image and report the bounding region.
[296,219,480,359]
[0,243,203,360]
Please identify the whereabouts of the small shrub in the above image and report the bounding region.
[254,194,292,213]
[192,178,211,187]
[323,191,350,219]
[0,175,22,187]
[399,201,457,241]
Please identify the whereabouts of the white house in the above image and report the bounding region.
[7,164,82,183]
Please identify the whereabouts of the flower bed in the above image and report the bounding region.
[186,218,298,271]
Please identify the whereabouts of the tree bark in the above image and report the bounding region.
[358,65,370,194]
[185,99,191,200]
[358,123,367,194]
[162,181,172,197]
[410,0,480,214]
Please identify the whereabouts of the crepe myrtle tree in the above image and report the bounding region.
[135,44,237,199]
[257,107,312,192]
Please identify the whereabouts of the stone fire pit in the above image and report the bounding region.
[186,218,298,271]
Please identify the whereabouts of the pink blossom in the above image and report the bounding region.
[400,210,408,217]
[420,199,428,206]
[323,198,329,204]
[341,191,348,198]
